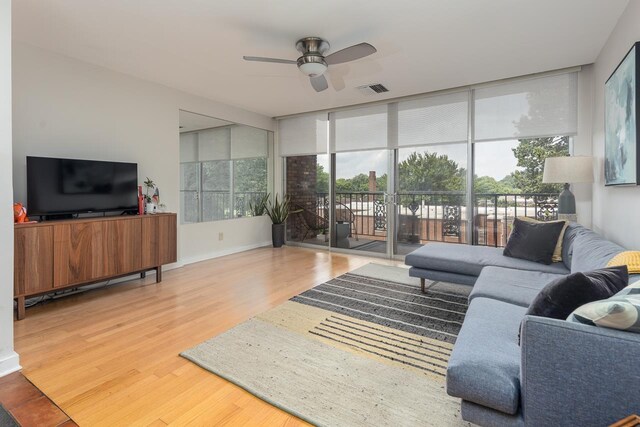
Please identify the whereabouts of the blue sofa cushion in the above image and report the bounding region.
[469,266,566,307]
[561,223,588,270]
[571,231,625,274]
[447,297,527,415]
[405,243,569,277]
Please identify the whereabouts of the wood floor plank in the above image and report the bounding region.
[14,246,401,426]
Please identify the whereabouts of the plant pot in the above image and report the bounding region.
[272,223,285,248]
[146,202,156,215]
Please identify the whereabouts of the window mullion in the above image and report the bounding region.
[198,162,203,223]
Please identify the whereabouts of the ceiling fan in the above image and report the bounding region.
[243,37,377,92]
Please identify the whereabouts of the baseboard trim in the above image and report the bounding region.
[0,351,21,378]
[180,241,273,266]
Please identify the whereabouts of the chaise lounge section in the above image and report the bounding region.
[405,223,640,426]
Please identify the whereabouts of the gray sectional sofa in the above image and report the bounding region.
[405,223,640,426]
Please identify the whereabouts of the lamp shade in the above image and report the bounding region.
[543,156,594,183]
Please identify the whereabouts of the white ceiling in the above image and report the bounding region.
[13,0,628,118]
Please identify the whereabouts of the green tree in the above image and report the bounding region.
[510,136,569,193]
[320,167,387,194]
[233,158,267,192]
[376,173,387,192]
[473,175,514,194]
[335,173,370,192]
[398,152,465,192]
[316,164,329,193]
[499,174,518,191]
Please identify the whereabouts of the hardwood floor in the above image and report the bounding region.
[14,246,401,426]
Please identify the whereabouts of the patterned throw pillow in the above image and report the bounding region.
[568,281,640,333]
[607,251,640,274]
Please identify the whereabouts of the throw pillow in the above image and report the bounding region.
[517,216,569,263]
[568,279,640,334]
[615,278,640,297]
[607,251,640,274]
[503,218,566,265]
[526,265,629,320]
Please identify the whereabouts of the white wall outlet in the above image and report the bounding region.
[218,232,224,241]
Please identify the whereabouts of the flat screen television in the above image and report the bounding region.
[27,156,139,218]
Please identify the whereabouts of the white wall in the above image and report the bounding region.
[575,64,594,228]
[12,43,275,266]
[592,0,640,248]
[0,0,21,377]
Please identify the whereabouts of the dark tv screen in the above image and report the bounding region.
[27,156,138,216]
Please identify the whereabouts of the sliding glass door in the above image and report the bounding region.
[395,143,468,255]
[329,105,393,256]
[391,91,470,256]
[331,149,390,254]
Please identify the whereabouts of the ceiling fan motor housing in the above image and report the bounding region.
[296,37,330,76]
[295,37,330,55]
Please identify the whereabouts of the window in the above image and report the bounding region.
[472,136,571,246]
[179,123,270,224]
[277,70,580,251]
[180,162,200,223]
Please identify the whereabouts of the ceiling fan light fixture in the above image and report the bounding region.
[243,37,377,92]
[297,55,327,77]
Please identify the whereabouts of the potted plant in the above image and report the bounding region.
[264,194,300,248]
[249,193,270,217]
[143,177,156,214]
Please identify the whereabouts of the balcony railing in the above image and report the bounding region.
[304,191,558,247]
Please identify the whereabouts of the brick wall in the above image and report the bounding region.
[286,155,318,241]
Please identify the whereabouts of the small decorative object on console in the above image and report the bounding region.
[143,177,157,214]
[13,202,29,223]
[138,186,144,216]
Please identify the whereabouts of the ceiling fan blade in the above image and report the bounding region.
[243,56,297,65]
[325,43,377,65]
[310,75,328,92]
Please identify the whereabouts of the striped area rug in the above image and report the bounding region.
[294,272,467,342]
[182,264,471,426]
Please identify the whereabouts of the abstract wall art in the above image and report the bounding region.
[605,42,640,186]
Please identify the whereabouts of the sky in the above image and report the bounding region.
[320,140,522,180]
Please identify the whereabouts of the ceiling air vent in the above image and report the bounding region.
[356,83,389,95]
